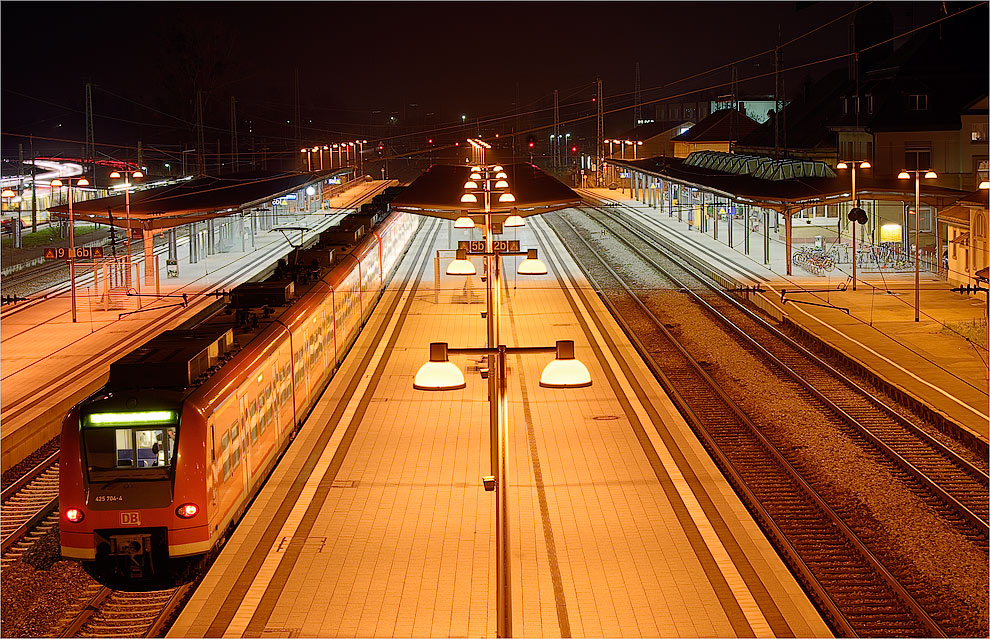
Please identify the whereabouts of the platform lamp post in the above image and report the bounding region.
[300,148,312,171]
[314,146,324,171]
[898,168,937,322]
[979,180,989,369]
[415,166,591,638]
[49,176,90,322]
[1,188,19,248]
[836,160,871,290]
[109,169,144,288]
[356,140,367,173]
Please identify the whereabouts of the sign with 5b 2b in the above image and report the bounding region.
[459,240,520,254]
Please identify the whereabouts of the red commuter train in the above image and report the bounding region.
[59,209,419,578]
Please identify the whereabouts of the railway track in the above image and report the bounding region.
[573,203,989,528]
[1,451,60,568]
[1,189,387,474]
[57,583,191,638]
[542,207,988,637]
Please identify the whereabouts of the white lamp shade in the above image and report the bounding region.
[109,171,121,178]
[460,193,478,203]
[1,189,15,198]
[414,343,465,390]
[859,161,871,169]
[924,170,937,179]
[446,248,477,275]
[494,180,509,188]
[504,214,524,227]
[897,171,911,180]
[470,172,482,180]
[498,193,515,203]
[463,181,478,189]
[835,162,848,170]
[454,216,475,229]
[495,172,508,179]
[492,165,504,171]
[540,341,591,388]
[517,249,547,275]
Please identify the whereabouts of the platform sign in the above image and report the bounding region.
[44,246,105,260]
[459,240,520,255]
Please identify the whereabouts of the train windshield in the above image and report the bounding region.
[81,410,178,480]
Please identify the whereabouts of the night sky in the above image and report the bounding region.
[0,1,948,162]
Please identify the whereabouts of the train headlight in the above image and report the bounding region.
[176,503,199,519]
[64,508,84,523]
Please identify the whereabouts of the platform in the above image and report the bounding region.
[581,188,988,442]
[169,214,831,638]
[0,180,388,472]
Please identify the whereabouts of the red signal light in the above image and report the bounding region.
[570,145,578,153]
[528,141,534,149]
[176,503,199,518]
[64,508,84,523]
[428,138,433,145]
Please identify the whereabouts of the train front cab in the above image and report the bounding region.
[59,396,210,578]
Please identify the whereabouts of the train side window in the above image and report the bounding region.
[250,399,259,442]
[221,433,230,479]
[266,387,274,426]
[230,424,240,467]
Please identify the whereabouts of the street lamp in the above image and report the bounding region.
[416,165,580,637]
[836,160,871,290]
[898,168,938,322]
[313,146,324,171]
[109,169,144,287]
[632,140,643,159]
[454,215,475,229]
[49,176,90,322]
[356,140,367,172]
[300,148,312,171]
[1,188,19,248]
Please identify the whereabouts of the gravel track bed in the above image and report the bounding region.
[1,436,59,489]
[551,209,988,637]
[1,528,97,638]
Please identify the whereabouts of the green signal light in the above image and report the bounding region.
[87,411,178,426]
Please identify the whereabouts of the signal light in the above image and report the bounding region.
[428,138,433,145]
[64,508,84,523]
[528,141,535,149]
[176,503,199,518]
[570,145,578,154]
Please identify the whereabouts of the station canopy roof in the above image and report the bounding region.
[391,163,580,222]
[612,153,969,211]
[48,170,345,231]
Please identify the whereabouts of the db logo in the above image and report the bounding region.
[120,512,141,526]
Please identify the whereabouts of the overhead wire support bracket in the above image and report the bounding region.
[780,287,849,314]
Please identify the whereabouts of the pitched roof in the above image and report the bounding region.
[617,120,692,141]
[671,109,759,142]
[391,163,579,219]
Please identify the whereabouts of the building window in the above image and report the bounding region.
[866,94,873,114]
[975,158,988,181]
[905,147,932,171]
[972,123,988,142]
[908,94,928,111]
